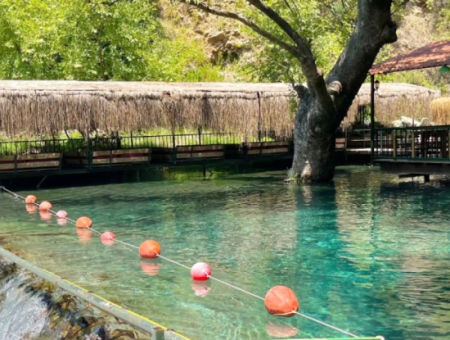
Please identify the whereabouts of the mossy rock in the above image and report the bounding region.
[111,329,137,339]
[30,279,57,292]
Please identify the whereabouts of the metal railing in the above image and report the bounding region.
[0,131,290,156]
[374,125,450,160]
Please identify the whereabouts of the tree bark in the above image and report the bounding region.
[289,1,397,183]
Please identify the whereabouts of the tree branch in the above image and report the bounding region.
[182,0,336,117]
[245,0,335,115]
[246,0,311,60]
[180,0,299,58]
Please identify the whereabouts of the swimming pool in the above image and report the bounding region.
[1,167,450,339]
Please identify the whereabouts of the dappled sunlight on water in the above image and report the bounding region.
[1,167,450,339]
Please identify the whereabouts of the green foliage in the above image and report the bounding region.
[228,0,409,83]
[145,37,224,82]
[0,0,223,81]
[0,0,159,80]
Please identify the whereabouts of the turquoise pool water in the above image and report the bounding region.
[1,167,450,339]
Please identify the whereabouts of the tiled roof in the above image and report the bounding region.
[369,40,450,75]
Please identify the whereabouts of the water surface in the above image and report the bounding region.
[1,167,450,339]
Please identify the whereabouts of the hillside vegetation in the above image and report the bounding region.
[0,0,448,91]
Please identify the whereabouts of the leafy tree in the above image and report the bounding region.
[0,0,159,80]
[179,0,408,182]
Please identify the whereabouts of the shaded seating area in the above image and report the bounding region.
[368,40,450,175]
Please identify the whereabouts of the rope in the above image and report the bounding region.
[1,186,361,338]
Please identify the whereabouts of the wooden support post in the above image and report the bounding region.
[424,174,430,183]
[411,131,415,158]
[257,91,262,142]
[198,126,202,145]
[370,75,375,161]
[392,130,397,158]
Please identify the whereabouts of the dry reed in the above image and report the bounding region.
[0,82,443,139]
[0,90,295,139]
[430,96,450,125]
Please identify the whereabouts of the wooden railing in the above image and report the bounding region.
[374,125,450,161]
[0,131,289,157]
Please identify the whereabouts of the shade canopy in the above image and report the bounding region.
[369,40,450,75]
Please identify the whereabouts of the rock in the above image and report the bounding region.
[207,31,226,44]
[232,30,240,37]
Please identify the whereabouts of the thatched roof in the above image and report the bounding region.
[0,81,442,137]
[0,81,296,138]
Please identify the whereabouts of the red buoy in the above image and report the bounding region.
[76,217,92,229]
[57,218,67,227]
[56,210,68,218]
[139,240,161,259]
[39,201,52,211]
[191,280,211,297]
[25,195,37,204]
[101,232,116,246]
[190,262,211,281]
[264,286,299,317]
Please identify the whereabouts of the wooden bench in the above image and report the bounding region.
[0,153,61,172]
[152,145,224,164]
[64,149,150,167]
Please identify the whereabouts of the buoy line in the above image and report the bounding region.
[1,186,383,339]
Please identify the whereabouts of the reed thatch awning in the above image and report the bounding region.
[0,81,441,137]
[0,81,296,138]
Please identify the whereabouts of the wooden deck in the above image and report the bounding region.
[374,125,450,176]
[0,133,375,181]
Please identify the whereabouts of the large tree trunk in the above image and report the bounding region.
[289,93,336,183]
[288,1,397,183]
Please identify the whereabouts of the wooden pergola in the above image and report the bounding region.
[368,40,450,160]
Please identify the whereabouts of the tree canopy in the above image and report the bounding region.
[0,0,224,81]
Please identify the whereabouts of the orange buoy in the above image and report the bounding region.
[139,240,161,259]
[140,260,162,276]
[76,216,92,229]
[26,204,37,214]
[265,322,298,338]
[264,286,299,317]
[39,201,52,211]
[40,211,52,221]
[25,195,37,204]
[77,229,92,244]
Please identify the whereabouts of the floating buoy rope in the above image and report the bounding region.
[0,186,383,340]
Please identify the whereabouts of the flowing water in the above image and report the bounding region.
[1,166,450,340]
